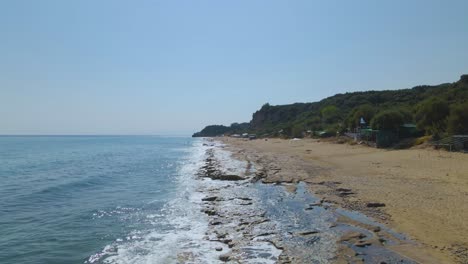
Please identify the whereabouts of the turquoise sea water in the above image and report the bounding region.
[0,136,206,264]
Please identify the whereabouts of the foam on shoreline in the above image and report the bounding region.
[88,138,421,263]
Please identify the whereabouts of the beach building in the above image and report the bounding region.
[356,123,421,148]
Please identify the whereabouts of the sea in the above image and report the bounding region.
[0,136,214,264]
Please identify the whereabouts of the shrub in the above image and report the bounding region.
[447,103,468,134]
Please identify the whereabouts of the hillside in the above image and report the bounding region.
[193,75,468,138]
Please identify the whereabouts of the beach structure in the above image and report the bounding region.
[432,135,468,152]
[356,123,421,148]
[453,135,468,152]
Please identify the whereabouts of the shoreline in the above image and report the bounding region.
[218,137,468,263]
[197,139,436,263]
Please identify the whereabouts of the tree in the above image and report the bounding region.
[320,105,339,124]
[260,103,271,110]
[291,124,304,138]
[370,110,410,130]
[447,103,468,134]
[415,97,450,135]
[347,104,375,129]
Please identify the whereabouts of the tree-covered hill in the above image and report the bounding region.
[193,75,468,138]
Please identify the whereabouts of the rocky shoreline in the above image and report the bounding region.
[196,140,423,263]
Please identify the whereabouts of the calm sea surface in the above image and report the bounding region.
[0,136,209,264]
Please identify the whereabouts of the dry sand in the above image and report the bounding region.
[220,137,468,263]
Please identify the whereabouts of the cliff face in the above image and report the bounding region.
[460,74,468,84]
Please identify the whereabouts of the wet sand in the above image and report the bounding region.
[219,137,468,263]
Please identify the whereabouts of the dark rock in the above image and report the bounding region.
[221,239,232,244]
[203,209,217,216]
[219,253,231,262]
[266,240,285,250]
[354,240,372,247]
[297,230,320,236]
[219,175,245,181]
[215,247,223,251]
[202,196,218,202]
[336,188,352,192]
[338,191,355,197]
[366,202,386,208]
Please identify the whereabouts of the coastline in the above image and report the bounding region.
[196,138,448,263]
[217,137,468,263]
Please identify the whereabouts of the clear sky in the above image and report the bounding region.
[1,0,467,135]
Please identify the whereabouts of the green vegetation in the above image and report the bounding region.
[192,123,249,137]
[415,97,450,135]
[370,109,412,130]
[193,75,468,141]
[447,102,468,134]
[345,104,375,129]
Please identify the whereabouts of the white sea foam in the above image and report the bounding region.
[87,139,226,264]
[87,139,284,264]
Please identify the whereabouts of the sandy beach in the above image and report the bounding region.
[220,137,468,263]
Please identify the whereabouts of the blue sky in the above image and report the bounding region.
[1,0,467,135]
